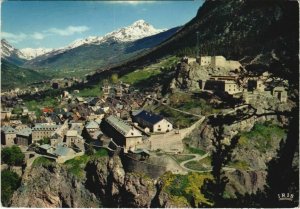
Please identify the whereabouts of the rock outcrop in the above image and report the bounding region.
[11,165,100,208]
[225,170,267,197]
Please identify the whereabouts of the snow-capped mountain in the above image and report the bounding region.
[4,19,178,71]
[1,39,28,65]
[1,39,53,63]
[55,19,165,53]
[103,19,165,42]
[20,48,53,60]
[23,19,165,61]
[1,39,24,59]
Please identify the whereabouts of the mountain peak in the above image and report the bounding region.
[131,19,149,26]
[106,19,165,42]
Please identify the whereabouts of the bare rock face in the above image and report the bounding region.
[86,156,158,207]
[11,165,99,208]
[121,173,157,207]
[108,156,125,197]
[225,170,267,197]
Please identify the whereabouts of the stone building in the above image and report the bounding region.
[32,124,60,142]
[15,128,32,146]
[101,115,142,152]
[199,55,241,70]
[201,75,242,95]
[85,120,99,133]
[1,111,11,121]
[1,126,16,146]
[65,130,85,151]
[272,87,288,102]
[132,110,173,133]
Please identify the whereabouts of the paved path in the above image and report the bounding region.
[179,153,209,168]
[171,152,237,173]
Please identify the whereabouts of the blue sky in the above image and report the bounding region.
[2,0,203,49]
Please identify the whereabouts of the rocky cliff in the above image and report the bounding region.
[10,156,184,208]
[11,164,100,208]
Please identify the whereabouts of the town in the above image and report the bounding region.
[1,54,289,177]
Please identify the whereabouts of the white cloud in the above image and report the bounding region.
[1,32,27,43]
[107,1,156,5]
[31,32,45,40]
[48,25,89,36]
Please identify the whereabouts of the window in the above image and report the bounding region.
[158,125,161,127]
[168,124,170,127]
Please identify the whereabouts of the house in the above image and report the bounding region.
[75,97,85,104]
[32,124,60,142]
[182,56,196,64]
[65,130,85,151]
[22,107,29,116]
[15,128,32,146]
[101,115,142,152]
[201,75,242,95]
[69,122,84,135]
[87,97,101,106]
[1,126,16,146]
[272,87,288,103]
[1,111,11,121]
[115,84,123,98]
[132,110,173,133]
[65,130,78,146]
[102,84,111,98]
[85,120,99,132]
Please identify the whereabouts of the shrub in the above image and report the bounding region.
[32,157,54,167]
[64,155,90,178]
[161,172,213,207]
[1,146,25,166]
[1,170,21,206]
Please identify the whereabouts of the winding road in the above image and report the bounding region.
[171,152,236,173]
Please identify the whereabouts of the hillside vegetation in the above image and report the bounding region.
[1,60,49,90]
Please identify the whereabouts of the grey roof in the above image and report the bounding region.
[1,126,16,134]
[132,109,143,116]
[53,144,74,156]
[134,110,163,125]
[39,144,52,150]
[85,121,99,129]
[16,128,32,137]
[105,115,132,136]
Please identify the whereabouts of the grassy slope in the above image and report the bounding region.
[1,60,49,90]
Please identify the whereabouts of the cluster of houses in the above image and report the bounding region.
[1,82,175,163]
[51,77,84,89]
[182,56,288,103]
